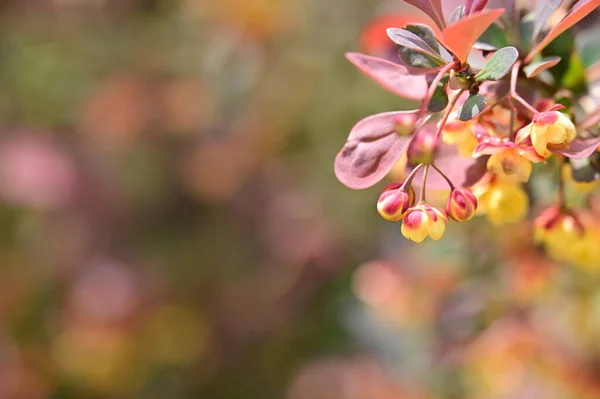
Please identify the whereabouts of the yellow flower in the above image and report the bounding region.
[441,114,479,157]
[534,208,600,271]
[474,177,529,225]
[515,111,576,158]
[401,203,448,243]
[486,148,532,182]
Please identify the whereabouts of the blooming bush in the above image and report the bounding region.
[335,0,600,268]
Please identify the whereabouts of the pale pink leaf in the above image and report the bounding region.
[345,52,428,100]
[402,0,447,30]
[525,0,600,63]
[523,56,561,77]
[551,137,600,159]
[441,8,505,62]
[335,111,418,189]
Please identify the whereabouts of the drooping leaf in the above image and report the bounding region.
[450,6,466,23]
[441,8,505,62]
[387,28,445,64]
[402,0,446,30]
[551,136,600,159]
[428,78,449,112]
[334,111,418,189]
[525,0,600,63]
[531,0,564,41]
[523,56,561,77]
[475,46,519,81]
[458,93,487,121]
[345,53,428,100]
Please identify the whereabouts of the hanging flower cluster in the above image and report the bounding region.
[335,0,600,264]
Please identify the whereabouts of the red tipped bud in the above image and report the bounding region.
[446,188,478,221]
[377,189,412,221]
[401,204,448,242]
[407,129,439,165]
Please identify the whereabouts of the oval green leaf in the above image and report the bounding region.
[458,93,487,121]
[475,46,519,81]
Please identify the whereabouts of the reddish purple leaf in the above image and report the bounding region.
[532,0,564,41]
[523,56,561,77]
[466,0,489,14]
[335,111,419,189]
[551,137,600,159]
[525,0,600,63]
[402,0,447,30]
[441,8,505,62]
[345,53,428,100]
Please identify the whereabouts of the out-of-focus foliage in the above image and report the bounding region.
[2,0,600,398]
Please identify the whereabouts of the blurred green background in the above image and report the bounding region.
[2,1,600,398]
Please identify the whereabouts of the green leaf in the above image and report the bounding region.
[478,23,509,49]
[399,48,445,68]
[397,25,445,68]
[475,47,519,81]
[387,28,444,64]
[404,24,440,53]
[428,78,449,112]
[458,93,487,121]
[519,15,536,53]
[562,53,587,93]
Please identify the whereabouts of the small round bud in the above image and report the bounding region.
[401,204,448,242]
[407,129,439,166]
[446,188,478,221]
[377,189,411,221]
[395,113,418,137]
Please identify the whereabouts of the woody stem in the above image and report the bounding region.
[419,165,430,202]
[509,60,538,115]
[420,62,459,116]
[400,163,424,191]
[434,89,465,139]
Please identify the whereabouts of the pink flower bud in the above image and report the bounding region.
[401,204,448,242]
[377,189,412,221]
[407,129,438,165]
[394,113,418,137]
[446,188,478,222]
